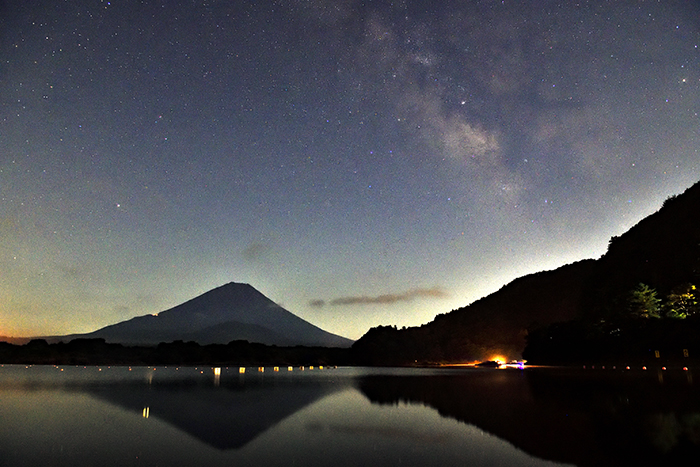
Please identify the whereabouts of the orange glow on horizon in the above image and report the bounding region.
[490,355,507,365]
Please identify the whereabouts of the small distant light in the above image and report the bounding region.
[684,367,689,371]
[642,366,647,370]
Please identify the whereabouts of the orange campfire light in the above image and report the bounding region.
[490,355,507,365]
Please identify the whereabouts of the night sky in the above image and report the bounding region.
[2,1,699,340]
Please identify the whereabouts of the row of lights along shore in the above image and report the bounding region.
[582,365,691,371]
[583,349,694,371]
[7,365,336,370]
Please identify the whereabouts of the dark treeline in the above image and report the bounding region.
[0,338,352,367]
[523,315,700,366]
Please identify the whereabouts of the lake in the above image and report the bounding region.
[1,365,699,466]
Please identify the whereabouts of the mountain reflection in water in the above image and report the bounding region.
[0,365,350,451]
[86,372,346,449]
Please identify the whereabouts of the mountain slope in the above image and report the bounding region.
[352,260,596,364]
[522,181,700,364]
[583,182,700,319]
[353,179,700,364]
[57,283,353,348]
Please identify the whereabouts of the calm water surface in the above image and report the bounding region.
[1,365,699,466]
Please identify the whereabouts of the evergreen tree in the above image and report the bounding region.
[628,283,661,319]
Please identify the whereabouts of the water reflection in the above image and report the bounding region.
[358,368,700,466]
[1,365,698,466]
[79,368,349,450]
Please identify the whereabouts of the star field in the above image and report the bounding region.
[1,0,699,340]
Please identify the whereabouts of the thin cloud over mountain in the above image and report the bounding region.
[311,287,448,308]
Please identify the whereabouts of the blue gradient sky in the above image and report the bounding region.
[2,1,699,340]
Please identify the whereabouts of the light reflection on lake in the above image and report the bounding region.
[1,365,698,466]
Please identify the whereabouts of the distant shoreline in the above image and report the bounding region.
[0,338,352,367]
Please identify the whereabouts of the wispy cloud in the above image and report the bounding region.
[310,287,448,308]
[242,242,272,262]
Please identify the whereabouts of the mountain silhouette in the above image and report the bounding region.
[56,282,353,348]
[352,260,596,364]
[353,179,700,364]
